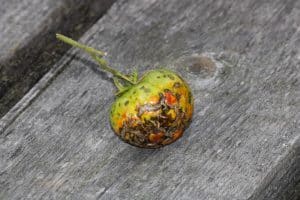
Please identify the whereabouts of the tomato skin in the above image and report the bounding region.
[110,69,194,148]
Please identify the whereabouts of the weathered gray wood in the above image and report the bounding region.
[0,0,115,118]
[1,0,300,199]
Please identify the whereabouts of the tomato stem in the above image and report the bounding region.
[56,34,137,89]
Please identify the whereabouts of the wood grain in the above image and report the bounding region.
[1,0,299,199]
[0,0,115,118]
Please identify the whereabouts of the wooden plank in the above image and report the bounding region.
[1,0,300,199]
[0,0,116,118]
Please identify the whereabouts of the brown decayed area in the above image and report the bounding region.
[118,90,190,148]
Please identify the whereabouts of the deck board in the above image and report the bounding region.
[0,0,299,199]
[0,0,115,118]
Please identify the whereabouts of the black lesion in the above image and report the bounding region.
[124,100,129,106]
[167,74,175,80]
[139,85,151,93]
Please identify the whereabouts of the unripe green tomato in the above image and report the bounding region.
[110,69,193,148]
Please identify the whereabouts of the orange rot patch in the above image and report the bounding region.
[149,132,164,143]
[121,113,127,119]
[172,129,183,140]
[165,91,177,106]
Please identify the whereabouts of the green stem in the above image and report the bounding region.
[56,33,136,86]
[91,54,135,84]
[56,34,105,57]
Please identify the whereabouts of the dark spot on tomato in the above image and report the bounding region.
[157,76,161,79]
[167,74,175,80]
[173,82,181,88]
[118,103,121,107]
[140,85,151,93]
[125,100,129,106]
[133,90,136,94]
[163,75,166,78]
